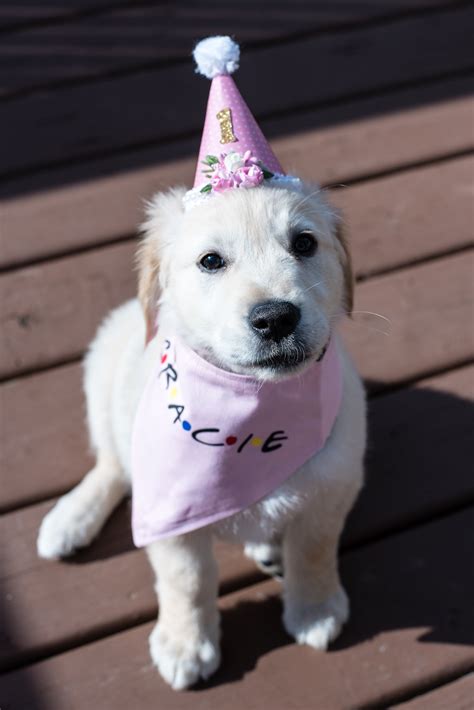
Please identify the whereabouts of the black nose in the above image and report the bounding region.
[249,300,301,342]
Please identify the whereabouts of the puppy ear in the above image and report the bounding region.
[137,233,161,345]
[334,219,354,316]
[136,188,186,345]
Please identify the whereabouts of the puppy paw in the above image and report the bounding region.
[149,622,220,691]
[244,542,283,578]
[283,585,349,651]
[37,494,101,559]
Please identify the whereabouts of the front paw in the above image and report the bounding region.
[37,494,99,559]
[283,585,349,651]
[149,622,221,690]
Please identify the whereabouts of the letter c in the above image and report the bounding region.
[191,428,224,447]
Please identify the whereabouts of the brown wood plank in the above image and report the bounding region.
[335,154,474,278]
[392,673,474,709]
[0,363,93,511]
[2,507,473,708]
[0,499,258,672]
[1,364,472,666]
[341,250,474,388]
[0,241,136,378]
[1,6,473,177]
[0,1,464,94]
[1,188,472,380]
[0,1,134,31]
[2,89,473,268]
[344,364,474,546]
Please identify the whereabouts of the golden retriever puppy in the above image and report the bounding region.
[38,181,366,690]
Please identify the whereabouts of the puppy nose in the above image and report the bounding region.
[249,300,301,342]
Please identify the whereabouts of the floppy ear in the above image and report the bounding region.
[333,219,354,315]
[136,188,186,345]
[137,233,161,345]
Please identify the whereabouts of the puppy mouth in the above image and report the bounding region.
[251,349,311,370]
[248,338,329,372]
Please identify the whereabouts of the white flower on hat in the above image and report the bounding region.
[223,151,245,172]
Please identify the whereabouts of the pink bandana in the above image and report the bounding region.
[131,335,343,546]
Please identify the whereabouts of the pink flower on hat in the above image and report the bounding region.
[202,150,270,194]
[210,169,235,193]
[235,164,264,188]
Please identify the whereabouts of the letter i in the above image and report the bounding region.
[237,434,254,453]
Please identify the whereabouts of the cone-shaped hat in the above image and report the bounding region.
[189,36,286,200]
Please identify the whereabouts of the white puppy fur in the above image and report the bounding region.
[37,181,366,690]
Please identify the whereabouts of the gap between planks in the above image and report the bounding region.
[2,0,462,38]
[0,1,468,98]
[2,7,473,179]
[2,148,472,276]
[1,506,473,708]
[3,458,473,675]
[1,185,472,380]
[3,500,474,676]
[1,247,472,382]
[2,81,472,268]
[3,354,472,516]
[3,67,473,184]
[388,671,474,710]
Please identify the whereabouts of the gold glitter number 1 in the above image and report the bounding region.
[216,108,237,144]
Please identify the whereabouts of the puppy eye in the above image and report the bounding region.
[291,231,317,258]
[199,252,226,272]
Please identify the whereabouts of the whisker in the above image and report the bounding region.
[351,310,392,325]
[328,309,391,323]
[292,188,321,212]
[302,280,322,293]
[328,309,392,336]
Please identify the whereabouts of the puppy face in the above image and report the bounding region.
[139,183,352,380]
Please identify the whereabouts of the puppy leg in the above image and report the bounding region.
[282,501,350,651]
[38,303,138,559]
[147,528,220,690]
[37,453,128,559]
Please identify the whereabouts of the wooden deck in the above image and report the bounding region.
[1,2,473,708]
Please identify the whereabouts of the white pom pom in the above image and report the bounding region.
[193,36,240,80]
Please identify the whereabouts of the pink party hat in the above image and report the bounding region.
[189,36,286,201]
